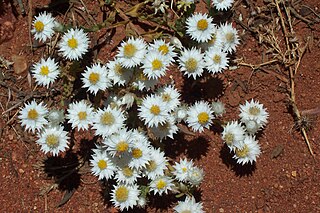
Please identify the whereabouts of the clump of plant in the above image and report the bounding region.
[17,0,269,211]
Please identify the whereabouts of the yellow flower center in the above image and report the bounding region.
[89,72,100,84]
[156,179,167,190]
[249,106,260,116]
[97,159,107,170]
[115,64,124,75]
[100,112,115,125]
[150,105,160,115]
[197,19,208,31]
[122,167,133,177]
[213,55,221,63]
[158,45,169,55]
[46,134,59,148]
[132,148,142,159]
[152,59,163,70]
[40,66,49,76]
[224,133,234,146]
[27,109,38,120]
[123,43,137,58]
[116,141,129,153]
[182,167,187,173]
[226,33,235,43]
[115,186,129,202]
[197,112,209,124]
[146,160,157,172]
[78,111,87,120]
[235,144,250,158]
[185,58,197,72]
[162,93,171,102]
[68,37,78,49]
[34,21,44,32]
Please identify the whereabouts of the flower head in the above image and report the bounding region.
[90,150,117,180]
[172,158,194,182]
[18,100,48,133]
[220,22,240,53]
[107,59,133,86]
[149,176,175,196]
[174,196,204,213]
[66,100,95,131]
[212,0,234,11]
[204,47,229,74]
[31,57,60,88]
[239,99,269,127]
[110,184,140,211]
[58,28,90,60]
[142,50,169,80]
[178,47,205,79]
[186,13,215,43]
[116,37,146,68]
[92,106,126,138]
[186,101,214,133]
[36,125,69,156]
[81,63,111,95]
[222,120,245,150]
[138,94,169,128]
[31,12,56,42]
[149,39,177,64]
[233,135,261,165]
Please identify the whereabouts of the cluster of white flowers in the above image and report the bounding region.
[222,99,269,165]
[19,1,264,212]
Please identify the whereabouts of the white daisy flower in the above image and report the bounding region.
[157,85,181,112]
[150,115,178,140]
[187,166,204,186]
[114,166,141,185]
[204,47,229,74]
[142,50,169,80]
[221,120,245,150]
[66,100,94,131]
[138,94,169,128]
[90,150,116,180]
[31,57,60,88]
[174,196,204,213]
[110,184,140,211]
[132,70,159,91]
[233,135,261,165]
[186,101,214,133]
[18,100,48,133]
[149,176,175,196]
[239,99,269,127]
[128,130,152,169]
[220,22,240,53]
[172,158,194,182]
[36,125,69,156]
[116,37,146,68]
[149,39,177,64]
[107,59,133,86]
[92,106,125,138]
[211,100,225,117]
[58,28,90,60]
[103,128,134,157]
[81,63,111,95]
[212,0,234,11]
[31,12,56,42]
[144,147,168,180]
[118,93,136,109]
[178,47,205,79]
[186,13,215,43]
[47,109,65,127]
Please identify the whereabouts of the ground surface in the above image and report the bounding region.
[0,0,320,212]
